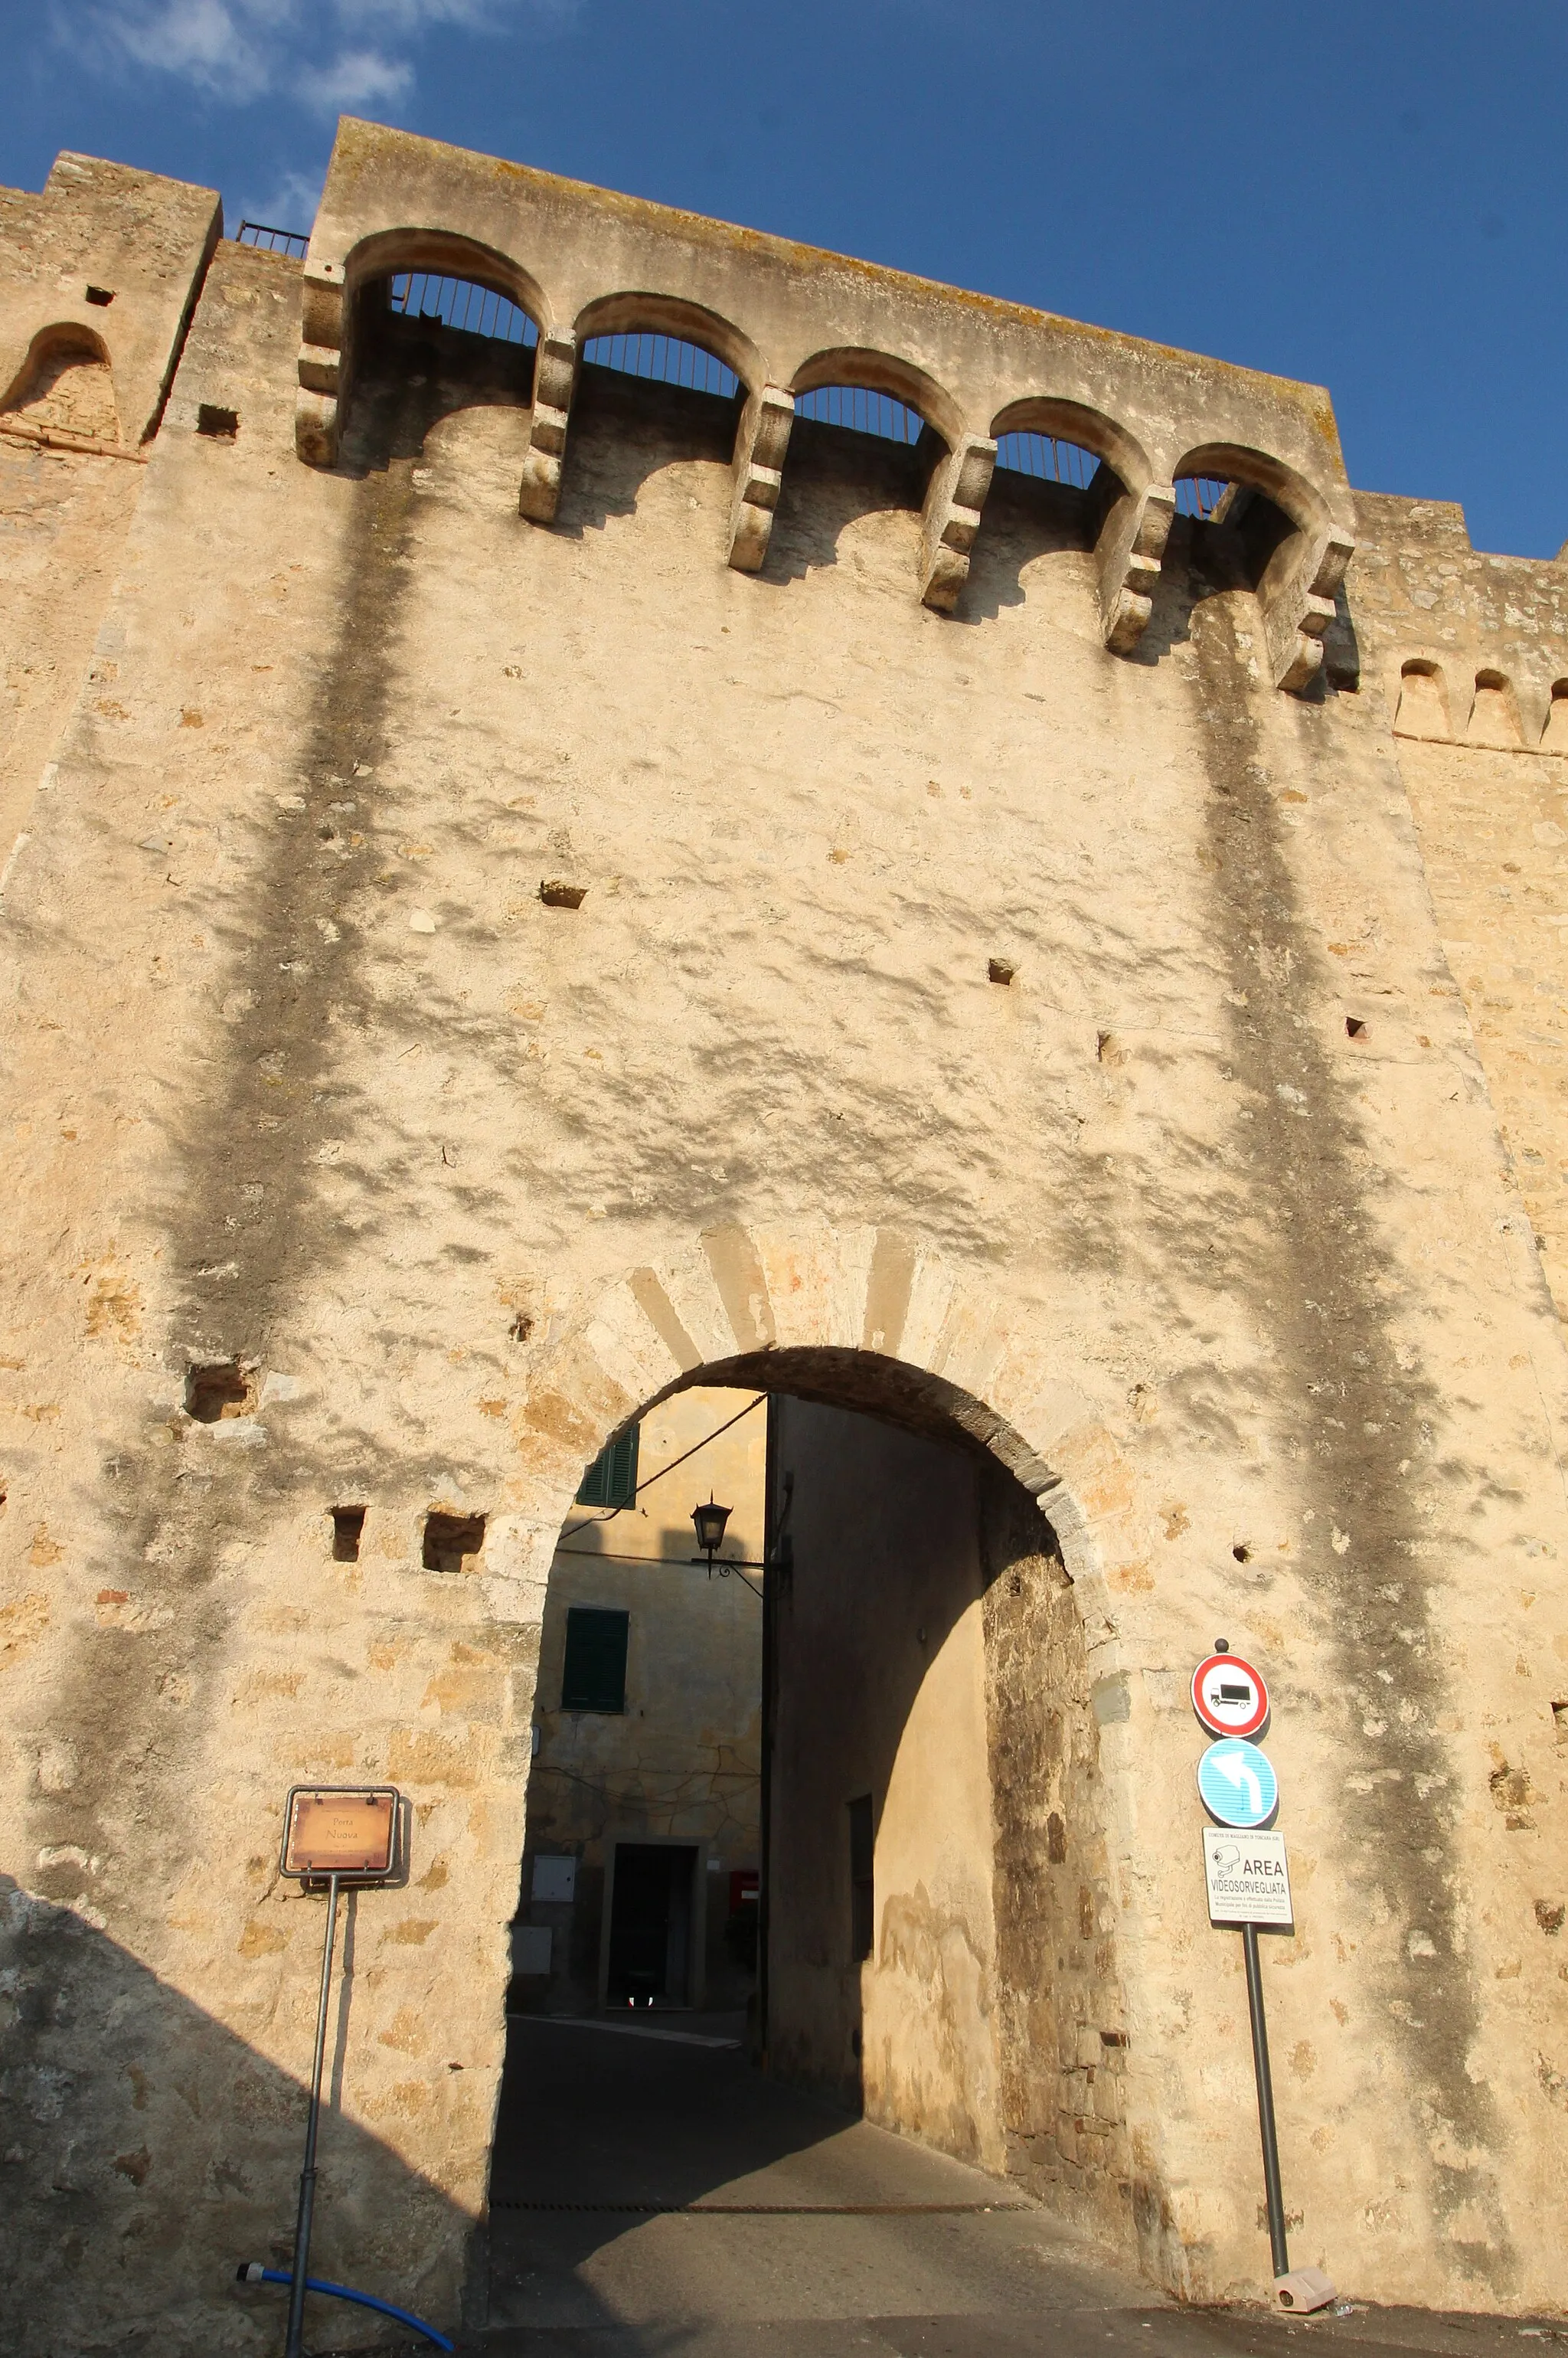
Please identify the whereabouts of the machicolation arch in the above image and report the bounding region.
[295,118,1357,686]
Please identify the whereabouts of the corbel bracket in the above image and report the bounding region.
[1096,480,1175,654]
[728,384,795,573]
[295,266,347,466]
[518,331,578,525]
[1259,525,1355,693]
[920,436,996,613]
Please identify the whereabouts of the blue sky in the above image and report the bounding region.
[4,0,1564,558]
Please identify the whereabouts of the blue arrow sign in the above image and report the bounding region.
[1197,1736,1279,1829]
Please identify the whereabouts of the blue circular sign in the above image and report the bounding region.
[1197,1737,1279,1829]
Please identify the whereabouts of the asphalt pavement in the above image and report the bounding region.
[472,2012,1562,2358]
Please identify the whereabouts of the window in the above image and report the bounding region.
[848,1794,874,1962]
[561,1606,629,1713]
[577,1425,639,1508]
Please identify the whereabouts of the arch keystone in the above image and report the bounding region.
[751,1223,877,1352]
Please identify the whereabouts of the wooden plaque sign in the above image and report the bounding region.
[281,1787,400,1880]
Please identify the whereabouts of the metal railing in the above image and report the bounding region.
[387,273,537,346]
[583,332,737,397]
[236,221,309,259]
[994,431,1099,489]
[1175,475,1230,520]
[795,384,923,443]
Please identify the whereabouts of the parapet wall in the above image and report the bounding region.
[299,118,1356,691]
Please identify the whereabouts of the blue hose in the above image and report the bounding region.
[235,2261,455,2350]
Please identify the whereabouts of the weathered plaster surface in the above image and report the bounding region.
[0,128,1566,2355]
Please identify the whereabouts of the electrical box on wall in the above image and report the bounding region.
[511,1925,552,1976]
[532,1855,577,1902]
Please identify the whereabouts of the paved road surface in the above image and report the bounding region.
[475,2013,1553,2358]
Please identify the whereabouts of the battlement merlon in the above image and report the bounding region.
[297,116,1355,690]
[0,153,220,450]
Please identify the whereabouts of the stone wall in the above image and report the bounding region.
[766,1401,1132,2247]
[2,119,1568,2353]
[1347,492,1568,1317]
[0,151,220,852]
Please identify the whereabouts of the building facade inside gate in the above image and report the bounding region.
[3,114,1568,2356]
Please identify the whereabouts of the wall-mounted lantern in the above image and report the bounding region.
[691,1496,732,1575]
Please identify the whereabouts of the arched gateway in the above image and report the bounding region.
[3,115,1568,2358]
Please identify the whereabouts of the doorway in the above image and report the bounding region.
[604,1841,699,2007]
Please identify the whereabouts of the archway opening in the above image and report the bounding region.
[778,369,952,580]
[485,1353,1129,2336]
[1168,453,1334,675]
[345,267,541,467]
[560,314,749,531]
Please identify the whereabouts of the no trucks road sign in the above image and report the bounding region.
[1191,1651,1269,1738]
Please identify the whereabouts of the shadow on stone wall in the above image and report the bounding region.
[557,365,740,540]
[959,468,1099,626]
[0,1873,479,2358]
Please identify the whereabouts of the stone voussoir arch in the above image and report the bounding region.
[573,289,763,397]
[492,1216,1177,2284]
[506,1218,1151,1654]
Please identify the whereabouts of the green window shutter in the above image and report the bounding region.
[576,1424,640,1508]
[560,1606,629,1713]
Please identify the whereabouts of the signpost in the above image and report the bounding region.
[1192,1647,1334,2316]
[278,1787,403,2358]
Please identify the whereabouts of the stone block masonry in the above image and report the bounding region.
[1,113,1567,2355]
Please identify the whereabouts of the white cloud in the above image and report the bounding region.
[112,0,275,99]
[57,0,570,111]
[334,0,495,26]
[309,46,414,109]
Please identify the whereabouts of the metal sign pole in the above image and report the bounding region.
[285,1870,342,2358]
[1240,1920,1290,2280]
